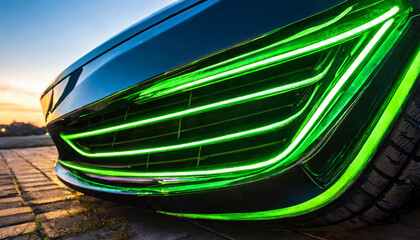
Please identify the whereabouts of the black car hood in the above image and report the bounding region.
[42,0,204,96]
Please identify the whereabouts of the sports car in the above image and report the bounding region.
[41,0,420,227]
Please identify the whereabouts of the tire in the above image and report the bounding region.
[284,86,420,229]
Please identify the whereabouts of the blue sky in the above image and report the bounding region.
[0,0,175,125]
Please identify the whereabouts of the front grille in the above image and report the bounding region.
[58,39,352,173]
[55,3,402,178]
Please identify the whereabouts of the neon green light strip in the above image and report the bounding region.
[66,89,314,157]
[59,17,396,177]
[67,170,242,195]
[62,69,326,141]
[276,19,395,167]
[138,7,398,98]
[160,44,420,220]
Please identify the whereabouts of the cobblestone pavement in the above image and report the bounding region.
[0,147,419,239]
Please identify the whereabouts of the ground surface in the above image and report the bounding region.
[0,136,53,149]
[0,145,419,239]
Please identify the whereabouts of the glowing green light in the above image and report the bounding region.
[66,90,314,157]
[63,70,325,157]
[59,10,396,177]
[278,19,395,167]
[159,44,420,220]
[62,69,326,141]
[66,169,247,195]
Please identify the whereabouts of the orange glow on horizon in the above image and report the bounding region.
[0,86,45,127]
[0,109,44,127]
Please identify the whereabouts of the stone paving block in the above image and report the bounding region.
[0,188,18,197]
[11,170,40,174]
[39,154,57,160]
[13,172,43,178]
[23,184,61,192]
[30,195,75,205]
[0,179,14,186]
[19,181,56,188]
[11,171,38,176]
[0,174,12,180]
[3,162,25,167]
[7,164,32,168]
[17,178,51,184]
[16,177,49,183]
[24,188,72,200]
[4,164,29,169]
[6,166,31,171]
[0,196,22,204]
[0,177,12,182]
[32,200,83,214]
[0,206,32,217]
[0,221,36,239]
[29,162,51,167]
[37,207,85,221]
[8,167,35,171]
[0,212,34,227]
[35,168,53,173]
[0,184,16,191]
[13,175,43,181]
[0,175,10,180]
[29,156,51,162]
[0,200,24,209]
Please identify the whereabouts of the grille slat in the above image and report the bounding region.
[81,87,307,147]
[87,101,298,149]
[72,86,315,156]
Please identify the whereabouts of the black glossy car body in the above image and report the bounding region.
[41,0,420,221]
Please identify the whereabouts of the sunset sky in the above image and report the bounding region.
[0,0,175,126]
